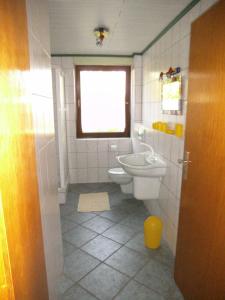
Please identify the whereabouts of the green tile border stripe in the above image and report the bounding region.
[141,0,200,54]
[51,53,134,58]
[51,0,200,58]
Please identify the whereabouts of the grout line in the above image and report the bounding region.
[60,185,177,299]
[76,283,102,300]
[63,223,146,259]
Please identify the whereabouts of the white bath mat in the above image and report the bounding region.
[77,192,110,212]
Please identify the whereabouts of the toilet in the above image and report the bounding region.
[108,168,133,194]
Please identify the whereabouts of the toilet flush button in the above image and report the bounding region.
[110,144,118,151]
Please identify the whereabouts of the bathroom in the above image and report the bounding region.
[0,0,224,300]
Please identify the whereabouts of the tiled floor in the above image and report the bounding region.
[58,183,183,300]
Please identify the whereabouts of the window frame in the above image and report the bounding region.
[75,65,131,138]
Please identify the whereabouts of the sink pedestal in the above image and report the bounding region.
[120,181,133,194]
[133,177,161,200]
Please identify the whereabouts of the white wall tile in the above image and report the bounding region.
[98,168,110,182]
[65,85,75,104]
[69,169,77,183]
[137,0,216,255]
[168,163,178,196]
[170,136,179,165]
[68,153,77,168]
[66,103,75,121]
[87,140,98,152]
[133,55,142,68]
[97,140,108,152]
[66,120,76,137]
[64,69,74,86]
[67,137,76,153]
[118,139,131,152]
[76,140,87,152]
[87,152,98,168]
[51,57,61,66]
[27,0,63,298]
[158,184,169,213]
[77,153,88,168]
[87,168,98,183]
[200,0,218,13]
[77,168,88,183]
[176,167,183,199]
[108,152,120,168]
[135,103,142,122]
[135,70,142,86]
[61,57,74,69]
[135,87,142,103]
[166,221,177,255]
[98,152,108,168]
[108,140,119,151]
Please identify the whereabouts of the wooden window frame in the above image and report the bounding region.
[76,65,131,138]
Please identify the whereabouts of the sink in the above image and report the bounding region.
[116,143,167,200]
[117,152,167,177]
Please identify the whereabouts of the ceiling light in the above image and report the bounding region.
[94,27,109,47]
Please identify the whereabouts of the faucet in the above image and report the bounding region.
[140,142,156,163]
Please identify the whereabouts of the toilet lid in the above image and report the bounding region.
[109,168,128,175]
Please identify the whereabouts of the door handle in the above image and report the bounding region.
[178,151,191,180]
[177,159,190,164]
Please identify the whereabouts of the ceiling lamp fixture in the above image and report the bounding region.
[94,27,109,47]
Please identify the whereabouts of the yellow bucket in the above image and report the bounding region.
[144,216,163,249]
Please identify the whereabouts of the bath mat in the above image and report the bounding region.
[77,192,110,212]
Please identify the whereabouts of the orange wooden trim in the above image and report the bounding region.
[0,1,49,299]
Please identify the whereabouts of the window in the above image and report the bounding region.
[76,65,131,138]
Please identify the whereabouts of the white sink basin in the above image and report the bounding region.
[117,152,167,177]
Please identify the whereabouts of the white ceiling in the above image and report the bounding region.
[48,0,191,55]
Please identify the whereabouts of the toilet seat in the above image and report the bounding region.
[108,167,133,194]
[108,167,132,184]
[108,167,131,177]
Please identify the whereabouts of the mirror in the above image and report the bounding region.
[161,74,182,115]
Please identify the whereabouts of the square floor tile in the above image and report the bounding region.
[135,259,174,297]
[64,249,100,283]
[92,183,119,193]
[69,183,92,193]
[66,191,80,203]
[64,183,178,299]
[168,285,184,300]
[82,216,115,234]
[100,208,130,223]
[63,240,77,257]
[80,264,129,300]
[60,284,98,300]
[108,192,133,207]
[63,225,97,247]
[115,280,164,300]
[81,235,121,261]
[135,206,150,216]
[120,212,147,231]
[114,199,143,214]
[153,242,174,268]
[60,203,76,217]
[103,224,138,244]
[61,219,77,234]
[125,233,154,257]
[56,275,74,296]
[65,211,96,224]
[105,246,148,277]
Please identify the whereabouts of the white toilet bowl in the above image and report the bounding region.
[108,168,133,194]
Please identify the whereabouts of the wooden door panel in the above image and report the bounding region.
[0,1,49,299]
[175,1,225,299]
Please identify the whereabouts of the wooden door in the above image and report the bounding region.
[174,1,225,299]
[0,1,49,299]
